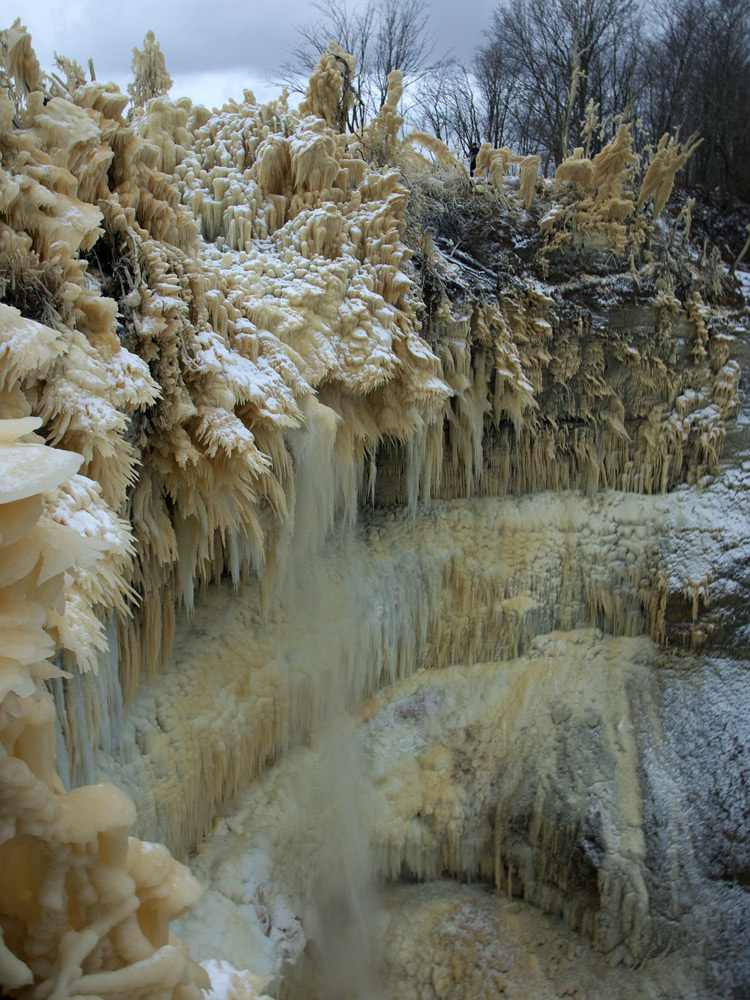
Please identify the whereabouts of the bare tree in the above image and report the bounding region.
[411,63,481,156]
[411,50,517,161]
[372,0,442,106]
[281,0,446,130]
[481,0,642,168]
[474,37,518,150]
[284,0,750,201]
[639,0,750,199]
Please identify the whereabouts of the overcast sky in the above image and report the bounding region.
[14,0,496,109]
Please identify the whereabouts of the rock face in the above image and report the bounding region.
[1,23,749,1000]
[168,489,750,999]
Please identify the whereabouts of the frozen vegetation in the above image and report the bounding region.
[0,19,749,1000]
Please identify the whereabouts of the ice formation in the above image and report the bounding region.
[1,19,749,1000]
[0,419,208,999]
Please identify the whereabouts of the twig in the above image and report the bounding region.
[730,225,750,276]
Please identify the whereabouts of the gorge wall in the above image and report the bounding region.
[1,22,749,1000]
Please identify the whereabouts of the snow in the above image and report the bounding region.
[736,268,750,300]
[3,25,749,1000]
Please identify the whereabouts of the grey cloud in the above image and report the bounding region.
[19,0,495,88]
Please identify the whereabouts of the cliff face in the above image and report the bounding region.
[1,25,749,1000]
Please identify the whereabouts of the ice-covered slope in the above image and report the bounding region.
[1,21,749,1000]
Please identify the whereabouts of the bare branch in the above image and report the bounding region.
[281,0,448,128]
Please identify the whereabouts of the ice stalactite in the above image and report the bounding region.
[358,630,655,947]
[0,19,747,1000]
[299,41,356,132]
[127,31,173,110]
[636,133,703,220]
[89,483,738,864]
[0,19,731,709]
[0,22,450,707]
[0,419,210,1000]
[377,238,739,503]
[177,462,750,985]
